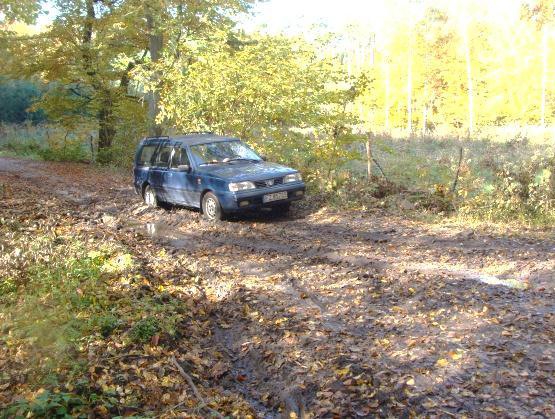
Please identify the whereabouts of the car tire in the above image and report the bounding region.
[143,185,159,208]
[202,192,223,221]
[273,202,291,216]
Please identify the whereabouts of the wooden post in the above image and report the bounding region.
[366,132,373,181]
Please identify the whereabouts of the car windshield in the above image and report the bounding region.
[190,140,262,165]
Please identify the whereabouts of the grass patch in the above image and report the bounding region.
[0,123,91,162]
[325,134,555,225]
[0,196,190,415]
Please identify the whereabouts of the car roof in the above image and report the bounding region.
[142,133,240,146]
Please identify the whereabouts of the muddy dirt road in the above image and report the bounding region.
[2,156,555,417]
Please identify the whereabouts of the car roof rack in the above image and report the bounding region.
[144,135,170,141]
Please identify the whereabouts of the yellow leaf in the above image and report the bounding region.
[336,366,350,377]
[406,378,415,386]
[436,358,449,367]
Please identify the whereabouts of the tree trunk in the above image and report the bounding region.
[463,20,474,137]
[385,60,390,132]
[83,0,116,151]
[542,26,548,128]
[146,11,163,137]
[407,49,412,135]
[98,96,115,149]
[423,105,427,136]
[366,132,373,181]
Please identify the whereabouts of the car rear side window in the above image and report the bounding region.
[171,147,190,168]
[137,144,157,167]
[154,145,173,168]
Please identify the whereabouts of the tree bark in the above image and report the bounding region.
[385,59,390,132]
[146,11,163,137]
[542,26,548,128]
[98,95,115,149]
[366,132,373,181]
[83,0,115,150]
[463,20,474,137]
[407,48,412,135]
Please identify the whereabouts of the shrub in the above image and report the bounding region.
[459,154,555,222]
[38,142,88,162]
[129,317,160,343]
[95,314,121,338]
[1,390,85,419]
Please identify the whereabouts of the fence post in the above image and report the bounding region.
[366,131,373,181]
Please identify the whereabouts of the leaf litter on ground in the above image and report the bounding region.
[1,157,555,417]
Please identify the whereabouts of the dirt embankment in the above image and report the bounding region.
[2,156,555,417]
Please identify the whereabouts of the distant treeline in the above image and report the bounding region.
[0,79,46,124]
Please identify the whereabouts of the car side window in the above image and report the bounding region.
[170,147,190,168]
[153,145,173,168]
[137,144,157,167]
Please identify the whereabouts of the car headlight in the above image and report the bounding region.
[229,181,256,192]
[283,173,302,183]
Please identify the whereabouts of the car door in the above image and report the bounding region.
[164,145,197,205]
[149,142,173,202]
[134,141,158,195]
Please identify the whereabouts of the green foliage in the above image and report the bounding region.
[1,390,85,419]
[0,123,92,162]
[0,138,42,157]
[129,317,160,344]
[0,79,46,124]
[148,33,365,185]
[38,143,88,162]
[0,0,44,24]
[1,237,106,359]
[95,315,121,338]
[459,153,555,222]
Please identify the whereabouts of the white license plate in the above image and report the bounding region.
[263,191,288,203]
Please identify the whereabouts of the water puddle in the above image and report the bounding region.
[474,274,528,290]
[411,263,529,290]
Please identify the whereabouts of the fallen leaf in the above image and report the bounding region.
[436,359,449,367]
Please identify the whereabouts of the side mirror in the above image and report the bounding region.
[177,164,191,172]
[260,155,267,161]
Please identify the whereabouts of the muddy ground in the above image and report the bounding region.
[1,156,555,417]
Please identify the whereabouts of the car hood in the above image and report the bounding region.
[196,161,297,182]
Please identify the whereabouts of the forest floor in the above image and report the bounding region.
[1,156,555,418]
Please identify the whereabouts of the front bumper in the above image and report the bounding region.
[217,182,306,212]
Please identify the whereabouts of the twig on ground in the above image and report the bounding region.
[170,355,224,419]
[372,157,388,181]
[103,353,157,361]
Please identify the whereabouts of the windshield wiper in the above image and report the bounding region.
[225,158,260,163]
[199,160,222,166]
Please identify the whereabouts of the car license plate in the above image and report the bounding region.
[263,191,288,203]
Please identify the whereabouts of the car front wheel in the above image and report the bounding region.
[202,192,223,221]
[143,185,159,208]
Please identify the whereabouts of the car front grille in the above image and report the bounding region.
[254,177,284,188]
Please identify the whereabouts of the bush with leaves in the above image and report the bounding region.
[459,153,555,222]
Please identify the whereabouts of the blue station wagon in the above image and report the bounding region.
[133,133,306,220]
